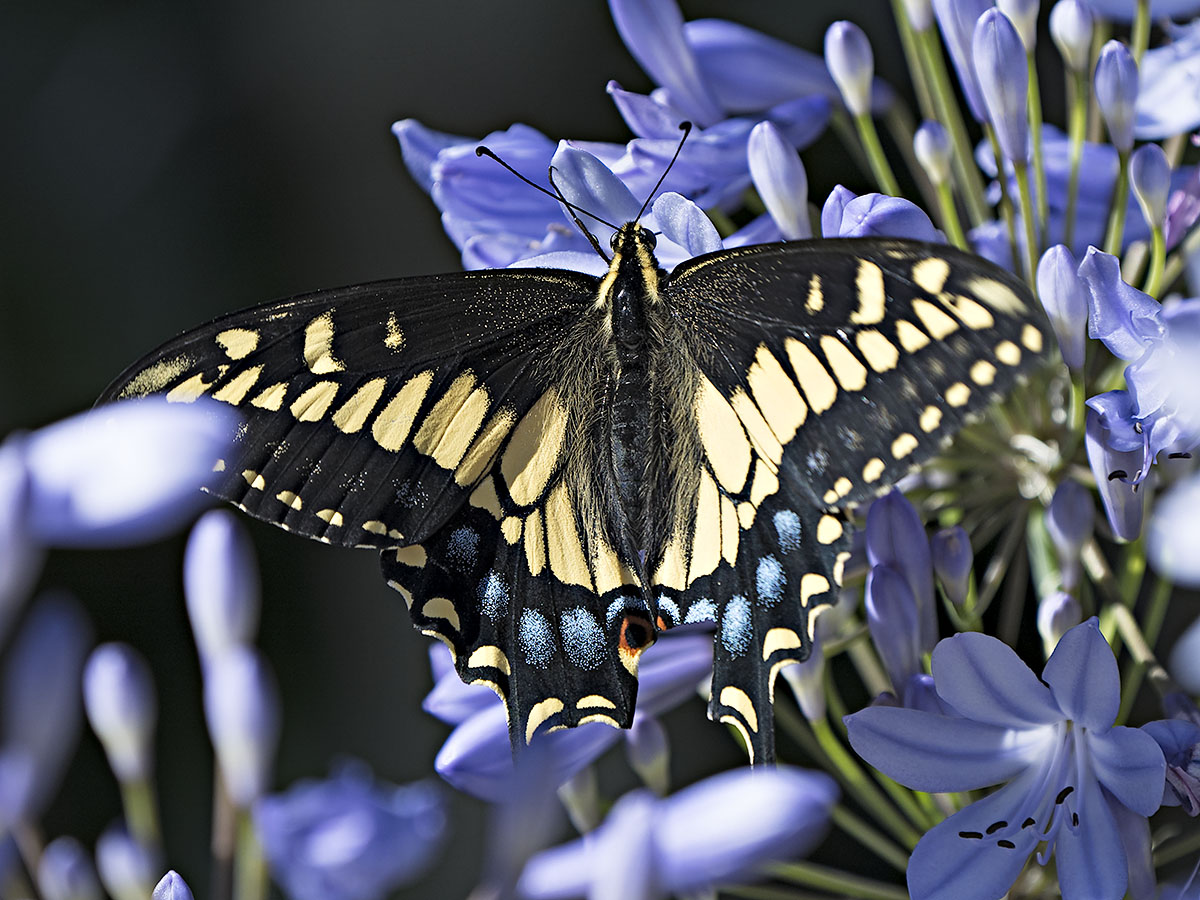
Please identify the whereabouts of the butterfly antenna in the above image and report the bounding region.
[635,121,693,222]
[475,146,617,260]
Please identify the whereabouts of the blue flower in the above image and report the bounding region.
[152,871,195,900]
[1137,20,1200,139]
[973,8,1031,164]
[203,645,280,808]
[1149,471,1200,585]
[433,632,712,802]
[1036,244,1088,370]
[1129,142,1171,227]
[932,0,994,120]
[825,21,875,117]
[1095,40,1139,153]
[1082,0,1200,22]
[517,766,837,899]
[914,120,953,185]
[846,620,1165,900]
[255,761,446,900]
[84,643,157,783]
[1045,479,1094,588]
[96,825,159,900]
[38,836,102,900]
[1050,1,1094,73]
[930,526,973,607]
[1084,392,1145,540]
[1037,590,1083,654]
[821,187,943,241]
[1168,613,1200,693]
[184,511,261,665]
[745,121,810,240]
[865,491,937,652]
[865,564,923,689]
[1142,719,1200,815]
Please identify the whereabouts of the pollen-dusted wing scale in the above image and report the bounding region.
[100,227,1047,761]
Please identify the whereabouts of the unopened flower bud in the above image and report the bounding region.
[914,121,952,185]
[998,0,1039,49]
[1050,0,1093,73]
[1036,245,1088,371]
[825,22,874,117]
[1038,591,1082,656]
[930,526,972,607]
[84,643,156,783]
[1095,40,1139,153]
[974,9,1030,163]
[1130,143,1171,229]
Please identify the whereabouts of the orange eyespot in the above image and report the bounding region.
[617,612,656,676]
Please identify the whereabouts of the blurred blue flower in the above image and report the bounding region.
[931,0,994,120]
[1095,40,1139,153]
[821,187,943,241]
[1137,20,1200,138]
[973,9,1031,164]
[433,632,712,801]
[0,594,90,829]
[1045,479,1094,589]
[203,645,280,808]
[1166,164,1200,248]
[84,643,157,783]
[38,836,102,900]
[1050,0,1094,72]
[913,120,952,185]
[824,21,874,117]
[846,619,1165,900]
[255,761,446,900]
[865,491,937,652]
[517,766,837,899]
[1036,244,1089,370]
[1169,614,1200,693]
[998,0,1040,49]
[1149,471,1200,584]
[152,871,194,900]
[625,716,670,795]
[184,511,261,666]
[1142,718,1200,815]
[1036,590,1082,654]
[96,825,159,900]
[1082,0,1200,21]
[930,526,972,607]
[422,642,499,726]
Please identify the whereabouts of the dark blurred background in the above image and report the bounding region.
[0,2,904,896]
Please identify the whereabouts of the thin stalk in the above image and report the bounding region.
[210,774,236,900]
[1162,217,1200,290]
[765,861,911,900]
[935,181,969,249]
[1115,576,1173,725]
[120,778,163,855]
[1143,225,1166,297]
[855,112,902,196]
[1064,68,1088,248]
[985,124,1020,277]
[915,26,989,226]
[233,809,268,900]
[1103,148,1131,255]
[1027,53,1049,242]
[886,104,940,214]
[830,805,912,872]
[831,108,874,185]
[1131,0,1151,63]
[1013,160,1039,284]
[890,0,936,121]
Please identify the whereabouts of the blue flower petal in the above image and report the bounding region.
[1137,21,1200,138]
[1084,399,1146,540]
[607,81,687,140]
[1148,471,1200,585]
[1042,619,1119,728]
[931,631,1060,727]
[1082,0,1200,22]
[747,121,810,240]
[551,145,642,234]
[1078,247,1164,360]
[1036,245,1088,370]
[1088,726,1168,816]
[152,871,195,900]
[422,645,499,726]
[1053,775,1128,900]
[764,94,833,150]
[650,192,722,259]
[973,9,1030,163]
[931,0,994,121]
[723,212,784,247]
[1107,790,1157,900]
[391,119,470,193]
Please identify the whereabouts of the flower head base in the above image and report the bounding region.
[846,620,1164,900]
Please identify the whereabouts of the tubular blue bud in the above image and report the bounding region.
[1050,0,1094,72]
[780,642,826,721]
[973,9,1030,163]
[932,0,993,120]
[203,646,280,807]
[625,716,670,796]
[184,511,260,665]
[824,21,874,117]
[95,828,158,900]
[865,492,936,651]
[1095,40,1140,153]
[38,837,102,900]
[84,644,157,783]
[1046,479,1095,562]
[152,872,194,900]
[998,0,1039,50]
[1036,245,1088,371]
[914,120,952,185]
[747,122,811,240]
[1037,591,1082,656]
[865,565,923,689]
[1130,143,1171,228]
[901,0,934,30]
[930,526,972,607]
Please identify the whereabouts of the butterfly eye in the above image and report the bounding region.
[643,231,657,250]
[609,231,621,251]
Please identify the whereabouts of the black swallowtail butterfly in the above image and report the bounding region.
[100,223,1046,762]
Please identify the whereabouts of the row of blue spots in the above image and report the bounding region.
[445,525,480,573]
[478,571,508,620]
[560,607,605,670]
[721,595,752,656]
[606,595,640,628]
[756,555,785,606]
[685,598,717,624]
[656,595,681,626]
[774,509,802,553]
[519,608,556,670]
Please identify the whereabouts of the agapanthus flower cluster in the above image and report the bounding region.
[10,0,1200,898]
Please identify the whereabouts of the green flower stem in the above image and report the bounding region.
[1114,577,1172,725]
[831,108,875,187]
[1155,823,1200,867]
[934,180,969,249]
[211,774,237,900]
[915,26,990,226]
[886,104,941,216]
[233,808,268,900]
[976,509,1027,616]
[846,628,891,699]
[890,0,936,121]
[1161,216,1200,290]
[809,717,926,847]
[1013,160,1039,283]
[830,805,912,872]
[764,860,911,900]
[1131,0,1151,63]
[1103,148,1131,255]
[11,823,44,892]
[985,124,1020,271]
[1063,68,1088,249]
[1026,506,1061,607]
[1027,54,1049,242]
[854,112,902,196]
[1143,225,1166,297]
[120,777,163,854]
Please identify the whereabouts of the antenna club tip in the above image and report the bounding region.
[679,121,693,134]
[475,146,488,157]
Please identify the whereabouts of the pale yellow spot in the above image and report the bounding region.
[423,596,460,631]
[1021,323,1044,352]
[688,470,722,582]
[746,345,807,442]
[316,509,344,527]
[862,457,886,483]
[468,646,510,675]
[941,294,994,330]
[290,381,339,422]
[388,581,415,609]
[577,695,617,709]
[118,355,192,399]
[720,716,755,763]
[394,545,426,567]
[524,508,546,576]
[891,432,919,459]
[749,459,780,507]
[995,340,1022,366]
[856,330,900,372]
[525,697,565,744]
[720,495,739,565]
[362,520,388,535]
[303,311,345,374]
[719,685,758,733]
[822,488,839,505]
[737,501,757,529]
[805,273,824,313]
[501,516,522,544]
[469,478,503,520]
[834,476,852,498]
[820,335,868,391]
[413,373,489,469]
[945,382,971,407]
[800,572,831,604]
[503,390,568,507]
[654,529,687,591]
[213,459,226,472]
[785,337,837,413]
[276,490,302,510]
[696,376,751,493]
[895,319,931,353]
[970,360,997,386]
[212,365,264,406]
[216,328,259,360]
[762,627,802,660]
[919,405,943,433]
[730,389,783,469]
[241,469,265,490]
[372,371,433,451]
[166,373,212,403]
[912,298,959,339]
[851,259,886,325]
[834,550,851,586]
[967,276,1025,314]
[384,313,404,350]
[817,514,844,544]
[544,482,592,590]
[455,409,516,487]
[592,531,636,595]
[250,381,288,411]
[332,378,387,434]
[578,714,621,728]
[911,257,950,294]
